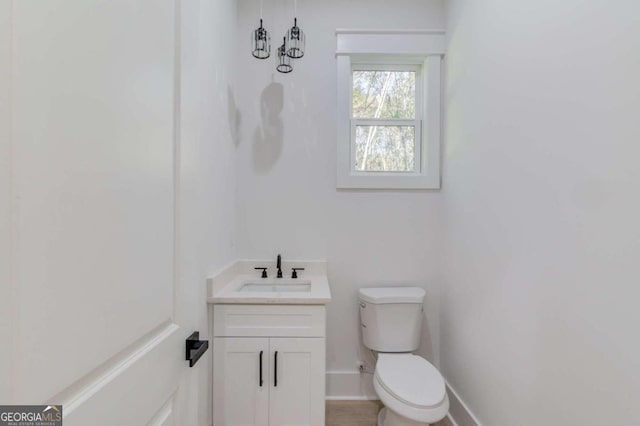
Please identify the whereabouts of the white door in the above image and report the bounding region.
[0,1,213,424]
[269,338,325,426]
[213,338,269,426]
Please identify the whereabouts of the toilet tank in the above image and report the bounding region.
[358,287,426,352]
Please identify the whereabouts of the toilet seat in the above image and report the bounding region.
[374,354,449,424]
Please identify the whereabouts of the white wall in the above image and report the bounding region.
[233,0,445,396]
[176,0,237,424]
[443,0,640,424]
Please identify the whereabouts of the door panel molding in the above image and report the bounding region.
[58,322,182,425]
[51,321,179,413]
[147,393,175,426]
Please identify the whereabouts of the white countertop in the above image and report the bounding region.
[207,260,331,305]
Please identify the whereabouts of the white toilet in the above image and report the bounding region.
[359,287,449,426]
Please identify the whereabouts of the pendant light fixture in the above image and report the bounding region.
[285,17,305,59]
[276,37,293,73]
[252,0,305,73]
[251,0,270,59]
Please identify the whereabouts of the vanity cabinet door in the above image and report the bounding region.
[269,338,325,426]
[213,337,269,426]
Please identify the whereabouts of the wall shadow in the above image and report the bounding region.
[252,81,284,174]
[227,85,242,146]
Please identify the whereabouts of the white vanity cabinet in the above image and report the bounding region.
[212,305,326,426]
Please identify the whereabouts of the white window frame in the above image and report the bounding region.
[336,30,445,189]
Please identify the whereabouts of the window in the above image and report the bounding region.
[352,65,421,173]
[336,30,444,189]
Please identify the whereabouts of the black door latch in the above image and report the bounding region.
[185,331,209,367]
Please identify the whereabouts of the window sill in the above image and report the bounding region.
[336,173,440,190]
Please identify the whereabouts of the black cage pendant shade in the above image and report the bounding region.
[252,18,270,59]
[276,37,293,73]
[285,17,305,59]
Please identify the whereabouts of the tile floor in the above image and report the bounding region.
[326,400,453,426]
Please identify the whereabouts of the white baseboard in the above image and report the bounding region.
[447,413,459,426]
[326,371,377,400]
[445,381,481,426]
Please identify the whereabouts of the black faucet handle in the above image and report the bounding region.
[276,254,283,278]
[254,267,268,278]
[291,268,305,279]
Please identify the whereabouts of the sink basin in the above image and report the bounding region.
[208,261,331,304]
[240,280,312,293]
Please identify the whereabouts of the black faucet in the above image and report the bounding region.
[276,254,283,278]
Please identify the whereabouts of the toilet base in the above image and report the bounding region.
[378,407,429,426]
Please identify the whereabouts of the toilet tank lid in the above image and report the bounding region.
[359,287,425,304]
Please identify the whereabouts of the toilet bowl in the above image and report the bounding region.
[373,354,449,426]
[358,287,449,426]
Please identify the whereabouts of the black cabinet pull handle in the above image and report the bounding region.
[274,351,278,387]
[259,350,263,387]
